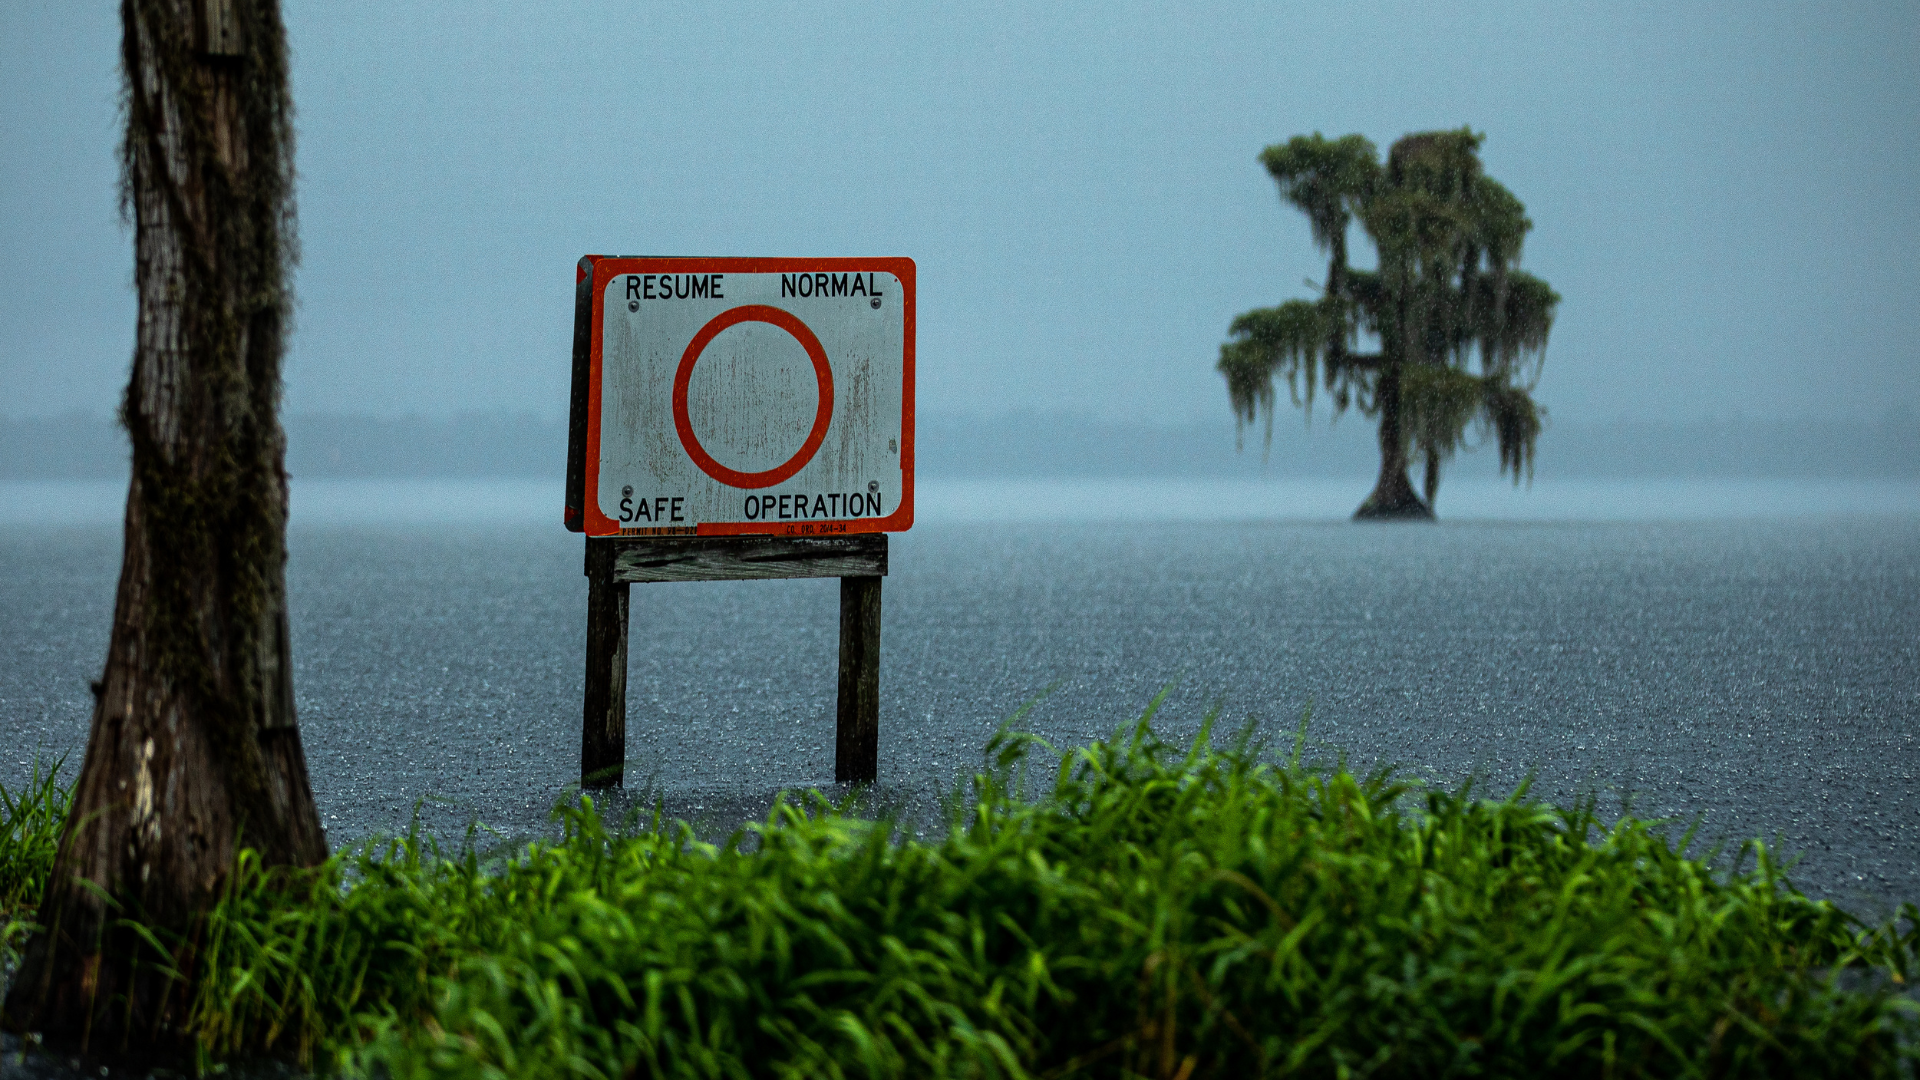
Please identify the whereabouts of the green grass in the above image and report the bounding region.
[5,707,1918,1077]
[1,753,69,970]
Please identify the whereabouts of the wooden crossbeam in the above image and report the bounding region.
[612,533,886,583]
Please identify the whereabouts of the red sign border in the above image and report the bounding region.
[580,256,916,538]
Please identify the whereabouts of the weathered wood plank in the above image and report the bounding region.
[836,576,882,783]
[612,534,887,584]
[582,541,629,787]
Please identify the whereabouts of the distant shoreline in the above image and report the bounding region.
[5,475,1918,529]
[3,410,1915,482]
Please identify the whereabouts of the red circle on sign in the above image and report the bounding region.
[672,305,835,490]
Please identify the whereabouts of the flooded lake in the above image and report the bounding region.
[3,477,1917,914]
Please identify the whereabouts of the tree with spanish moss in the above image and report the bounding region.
[1,0,325,1058]
[1219,129,1559,518]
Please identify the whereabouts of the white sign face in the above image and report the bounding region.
[566,257,915,537]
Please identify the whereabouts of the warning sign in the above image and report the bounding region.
[565,256,915,537]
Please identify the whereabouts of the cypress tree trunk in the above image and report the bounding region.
[1354,363,1432,519]
[0,0,325,1057]
[1324,236,1348,365]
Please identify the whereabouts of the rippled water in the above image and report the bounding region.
[3,478,1917,914]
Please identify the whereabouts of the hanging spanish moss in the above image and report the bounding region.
[1218,128,1560,519]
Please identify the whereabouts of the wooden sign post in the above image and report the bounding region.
[566,256,915,787]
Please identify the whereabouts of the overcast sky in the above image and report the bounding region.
[2,1,1915,426]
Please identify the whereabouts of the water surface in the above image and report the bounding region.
[2,478,1915,915]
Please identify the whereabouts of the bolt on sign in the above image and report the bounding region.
[565,256,916,539]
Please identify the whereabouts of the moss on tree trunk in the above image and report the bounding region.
[0,0,325,1058]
